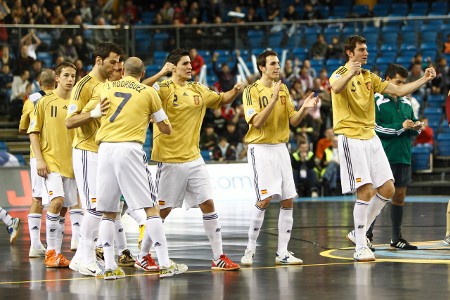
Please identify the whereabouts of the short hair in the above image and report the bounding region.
[124,57,144,77]
[384,63,408,79]
[256,50,278,75]
[55,62,76,76]
[344,35,366,61]
[166,48,189,65]
[40,68,56,88]
[92,42,124,64]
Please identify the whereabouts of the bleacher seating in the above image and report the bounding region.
[436,133,450,157]
[411,145,433,172]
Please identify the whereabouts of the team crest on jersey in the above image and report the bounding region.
[193,95,200,105]
[153,83,160,91]
[365,82,372,91]
[68,104,78,114]
[280,95,286,105]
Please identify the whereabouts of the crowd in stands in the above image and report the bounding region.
[0,0,449,197]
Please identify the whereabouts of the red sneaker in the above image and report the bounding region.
[211,254,240,271]
[134,254,159,271]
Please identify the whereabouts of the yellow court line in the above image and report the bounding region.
[0,262,358,285]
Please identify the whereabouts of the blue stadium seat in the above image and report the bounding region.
[410,2,429,14]
[323,27,341,44]
[420,25,438,43]
[291,47,308,61]
[382,31,399,45]
[436,133,450,156]
[0,141,8,151]
[268,32,284,49]
[247,30,265,49]
[201,150,211,161]
[430,2,449,14]
[411,145,432,172]
[372,4,390,16]
[37,52,53,68]
[395,56,412,66]
[14,154,25,165]
[427,94,445,108]
[332,5,350,18]
[423,107,442,132]
[352,4,369,16]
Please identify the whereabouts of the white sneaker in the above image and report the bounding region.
[346,230,374,250]
[70,239,78,252]
[354,246,375,262]
[240,249,255,266]
[7,217,20,244]
[69,255,81,272]
[79,261,105,277]
[275,251,303,265]
[29,244,46,258]
[159,260,188,278]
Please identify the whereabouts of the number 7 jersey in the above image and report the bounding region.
[243,79,296,144]
[95,76,164,144]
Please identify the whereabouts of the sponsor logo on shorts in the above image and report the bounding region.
[49,191,53,195]
[261,189,267,195]
[159,200,165,206]
[91,198,96,203]
[356,178,361,183]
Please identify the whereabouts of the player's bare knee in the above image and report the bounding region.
[357,184,373,201]
[49,198,64,214]
[280,198,294,209]
[257,198,271,209]
[379,180,395,199]
[199,199,215,213]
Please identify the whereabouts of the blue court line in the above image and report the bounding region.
[296,195,450,203]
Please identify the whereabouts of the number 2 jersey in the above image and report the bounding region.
[151,79,223,163]
[243,79,296,144]
[96,76,164,144]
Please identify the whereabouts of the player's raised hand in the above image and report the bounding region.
[272,80,282,101]
[349,61,361,76]
[233,82,245,93]
[161,62,175,75]
[303,92,319,108]
[424,67,436,81]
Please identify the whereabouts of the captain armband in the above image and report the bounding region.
[153,108,168,123]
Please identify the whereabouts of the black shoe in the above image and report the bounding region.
[390,238,418,250]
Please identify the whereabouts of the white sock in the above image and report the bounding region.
[277,208,293,254]
[81,211,101,263]
[127,208,146,225]
[99,217,116,271]
[28,213,42,248]
[247,204,266,251]
[55,217,66,254]
[139,233,152,258]
[69,209,83,245]
[146,216,170,268]
[354,200,369,249]
[203,212,223,260]
[46,212,60,251]
[366,193,390,228]
[0,207,12,226]
[115,216,127,254]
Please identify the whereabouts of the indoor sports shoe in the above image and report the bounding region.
[69,255,81,271]
[346,230,375,251]
[159,260,188,278]
[275,251,303,265]
[354,246,375,262]
[7,217,20,244]
[212,254,241,271]
[390,238,418,250]
[45,250,71,268]
[79,261,106,277]
[138,224,145,250]
[118,249,136,267]
[29,243,46,258]
[104,267,126,280]
[96,247,104,261]
[240,249,255,266]
[56,253,71,268]
[444,235,450,245]
[134,254,159,271]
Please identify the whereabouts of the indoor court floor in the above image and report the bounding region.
[1,195,450,299]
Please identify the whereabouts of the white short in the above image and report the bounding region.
[156,157,213,209]
[338,135,394,194]
[96,142,157,213]
[29,157,43,198]
[73,148,98,210]
[42,172,78,207]
[247,143,297,202]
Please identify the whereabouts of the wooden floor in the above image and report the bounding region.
[1,196,450,299]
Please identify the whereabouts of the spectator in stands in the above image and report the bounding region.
[436,57,450,91]
[245,6,263,24]
[302,59,317,78]
[189,48,204,81]
[26,2,49,24]
[74,59,87,82]
[58,36,78,63]
[265,0,280,22]
[160,1,174,24]
[327,36,343,59]
[281,59,299,86]
[445,90,450,244]
[313,77,332,135]
[290,80,305,107]
[92,16,113,44]
[407,62,426,96]
[187,1,200,22]
[213,136,236,161]
[200,123,219,151]
[319,68,331,91]
[231,103,248,139]
[319,136,340,196]
[10,0,25,22]
[211,108,226,136]
[20,30,41,60]
[310,33,328,60]
[74,35,92,65]
[212,50,239,92]
[297,65,314,93]
[0,63,13,113]
[429,61,448,95]
[210,16,232,49]
[122,0,138,25]
[315,127,335,160]
[221,121,242,148]
[79,0,92,24]
[302,2,323,25]
[63,0,80,23]
[0,45,14,69]
[29,59,42,82]
[50,5,66,25]
[10,69,29,122]
[291,139,320,197]
[61,14,85,42]
[14,44,34,75]
[414,117,434,146]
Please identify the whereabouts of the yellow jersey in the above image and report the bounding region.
[66,72,103,152]
[28,91,75,178]
[96,76,163,144]
[19,99,36,159]
[243,79,296,144]
[330,64,389,139]
[151,80,223,163]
